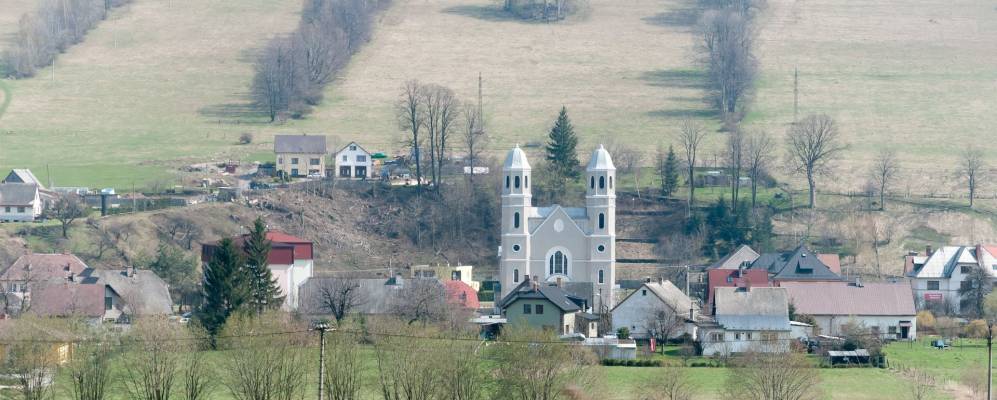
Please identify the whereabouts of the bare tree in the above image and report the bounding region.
[785,114,846,209]
[421,84,461,190]
[251,37,303,122]
[462,103,487,187]
[373,322,443,400]
[389,279,448,325]
[438,338,487,400]
[744,130,774,208]
[182,350,214,400]
[697,8,757,121]
[721,351,821,400]
[219,312,309,400]
[49,195,86,238]
[679,119,709,210]
[638,367,694,400]
[66,342,113,400]
[397,80,426,192]
[324,332,364,400]
[960,149,985,208]
[869,149,899,210]
[491,325,599,400]
[314,278,364,324]
[6,316,69,400]
[725,128,745,211]
[121,317,193,400]
[641,307,684,343]
[905,369,934,400]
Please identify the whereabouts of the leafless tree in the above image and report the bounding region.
[725,128,745,211]
[66,341,113,400]
[421,84,461,190]
[638,367,694,400]
[491,325,599,400]
[785,114,846,209]
[438,338,487,400]
[49,195,86,239]
[389,279,448,325]
[641,307,684,343]
[959,149,985,208]
[373,323,443,400]
[121,317,193,400]
[960,363,988,400]
[182,351,214,400]
[679,119,709,210]
[744,130,774,208]
[721,351,821,400]
[251,37,304,122]
[462,103,488,187]
[697,8,756,121]
[397,80,426,192]
[324,332,364,400]
[6,316,69,400]
[219,313,309,400]
[869,149,899,210]
[314,278,364,324]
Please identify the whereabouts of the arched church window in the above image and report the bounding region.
[609,176,613,189]
[599,176,605,189]
[506,176,510,188]
[598,269,605,284]
[599,213,605,229]
[514,212,520,228]
[549,251,568,275]
[514,269,519,282]
[515,176,521,188]
[590,176,595,189]
[524,176,528,188]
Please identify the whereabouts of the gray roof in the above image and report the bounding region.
[751,245,843,281]
[710,245,760,269]
[0,183,39,206]
[274,135,327,154]
[586,145,615,171]
[714,287,790,331]
[503,145,531,171]
[908,246,979,279]
[90,269,173,315]
[300,277,402,315]
[781,282,916,316]
[645,281,693,313]
[498,280,581,313]
[4,169,42,187]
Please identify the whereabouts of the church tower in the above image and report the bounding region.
[499,145,532,300]
[586,145,616,310]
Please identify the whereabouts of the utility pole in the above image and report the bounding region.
[793,66,799,123]
[988,321,993,400]
[314,322,331,400]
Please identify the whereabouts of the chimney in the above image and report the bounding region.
[68,271,75,282]
[126,266,135,278]
[926,245,933,256]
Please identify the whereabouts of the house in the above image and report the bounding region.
[0,183,44,222]
[28,280,122,322]
[751,245,844,283]
[334,142,374,179]
[0,319,75,365]
[0,253,91,312]
[411,264,481,291]
[498,277,594,336]
[274,134,327,178]
[3,169,44,187]
[706,245,843,310]
[90,268,174,316]
[611,279,695,340]
[705,268,770,314]
[782,281,917,340]
[299,277,407,316]
[498,145,617,310]
[202,231,314,310]
[444,280,480,309]
[698,287,791,356]
[905,245,997,313]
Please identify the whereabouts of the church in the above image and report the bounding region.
[498,144,617,311]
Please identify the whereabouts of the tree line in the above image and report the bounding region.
[251,0,389,122]
[2,0,131,78]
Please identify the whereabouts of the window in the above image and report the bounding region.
[310,158,320,165]
[291,158,299,164]
[340,166,351,177]
[598,213,605,229]
[590,176,595,189]
[514,269,519,282]
[278,157,284,164]
[642,289,647,296]
[549,251,568,275]
[761,332,778,341]
[350,145,357,151]
[609,176,613,189]
[598,270,604,284]
[291,168,299,176]
[512,244,521,252]
[599,176,605,189]
[524,176,528,188]
[927,280,940,290]
[17,207,24,213]
[523,304,532,314]
[709,332,723,342]
[746,333,752,340]
[961,280,973,290]
[514,212,520,229]
[357,155,367,162]
[961,265,973,274]
[506,176,510,188]
[597,244,605,252]
[4,207,9,213]
[104,296,113,311]
[735,332,742,340]
[888,326,898,335]
[515,176,520,188]
[727,275,734,283]
[342,155,347,161]
[452,271,462,280]
[536,304,544,314]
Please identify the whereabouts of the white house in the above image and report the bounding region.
[202,231,314,310]
[498,145,617,310]
[782,281,917,340]
[611,279,695,340]
[699,287,791,356]
[0,183,43,222]
[905,245,997,313]
[335,142,374,179]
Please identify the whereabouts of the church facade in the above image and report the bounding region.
[498,145,617,310]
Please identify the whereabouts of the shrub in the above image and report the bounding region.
[964,319,988,338]
[238,133,253,145]
[916,310,935,331]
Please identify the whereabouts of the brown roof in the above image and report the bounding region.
[817,254,841,275]
[780,282,915,316]
[0,254,90,282]
[28,282,107,318]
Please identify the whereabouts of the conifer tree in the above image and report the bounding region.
[199,238,250,336]
[545,106,581,183]
[244,217,284,314]
[661,145,680,197]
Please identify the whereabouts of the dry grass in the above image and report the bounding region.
[750,0,997,191]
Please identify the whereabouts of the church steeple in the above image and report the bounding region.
[586,144,615,234]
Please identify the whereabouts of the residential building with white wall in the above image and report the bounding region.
[274,135,327,178]
[334,142,374,179]
[611,280,695,340]
[782,281,917,340]
[699,287,791,356]
[905,245,997,313]
[202,231,314,310]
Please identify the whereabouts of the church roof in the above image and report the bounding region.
[503,145,531,171]
[586,145,615,171]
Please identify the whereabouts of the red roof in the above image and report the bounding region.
[29,282,106,318]
[0,254,89,282]
[202,230,313,265]
[706,268,771,313]
[817,254,841,275]
[781,282,916,316]
[443,280,479,309]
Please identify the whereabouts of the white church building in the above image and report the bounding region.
[498,145,617,311]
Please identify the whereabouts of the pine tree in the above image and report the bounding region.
[198,238,250,336]
[545,106,581,182]
[244,217,284,314]
[661,145,679,197]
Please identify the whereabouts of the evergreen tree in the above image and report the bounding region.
[244,217,284,314]
[545,106,581,182]
[661,145,679,197]
[198,238,250,336]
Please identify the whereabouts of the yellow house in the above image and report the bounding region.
[274,134,328,178]
[410,264,480,291]
[0,319,75,366]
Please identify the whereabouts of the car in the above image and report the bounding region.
[307,172,324,179]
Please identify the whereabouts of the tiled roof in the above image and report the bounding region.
[90,269,173,315]
[714,287,790,331]
[710,245,760,269]
[817,254,841,275]
[781,282,915,316]
[3,169,42,187]
[0,183,39,206]
[443,280,480,309]
[274,135,327,154]
[752,245,843,281]
[28,281,106,318]
[498,280,581,313]
[1,253,90,282]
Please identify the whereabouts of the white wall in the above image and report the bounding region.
[612,289,684,339]
[811,315,917,340]
[335,144,373,179]
[269,259,314,310]
[699,328,790,356]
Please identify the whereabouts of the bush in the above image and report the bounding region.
[616,327,630,339]
[238,133,253,145]
[964,319,988,338]
[916,310,936,331]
